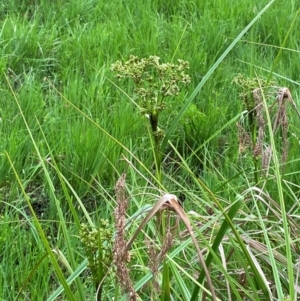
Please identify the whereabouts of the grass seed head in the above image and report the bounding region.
[113,173,137,300]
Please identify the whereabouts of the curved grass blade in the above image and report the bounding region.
[15,253,48,301]
[257,78,295,300]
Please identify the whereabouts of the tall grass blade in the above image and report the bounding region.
[161,0,275,152]
[14,253,48,301]
[258,79,294,300]
[5,75,78,300]
[169,262,190,301]
[6,153,77,301]
[267,7,300,83]
[190,197,243,300]
[168,142,273,300]
[46,259,88,301]
[34,122,86,300]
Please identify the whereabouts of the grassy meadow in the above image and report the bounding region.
[1,0,300,300]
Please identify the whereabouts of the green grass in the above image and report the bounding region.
[1,0,300,300]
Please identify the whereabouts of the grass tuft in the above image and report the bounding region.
[1,0,300,300]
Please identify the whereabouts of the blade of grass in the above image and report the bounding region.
[219,243,232,301]
[14,253,49,301]
[6,152,77,301]
[5,74,78,301]
[46,78,165,191]
[161,0,275,153]
[190,196,243,300]
[169,262,190,301]
[30,124,86,299]
[168,141,273,300]
[243,182,285,298]
[266,7,300,83]
[257,77,294,300]
[46,259,88,301]
[35,116,82,229]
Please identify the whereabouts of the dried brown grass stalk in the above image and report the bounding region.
[273,87,299,167]
[262,145,272,171]
[145,214,176,295]
[242,236,299,275]
[253,88,265,159]
[272,88,289,166]
[236,121,252,154]
[113,173,137,301]
[125,193,217,301]
[237,82,299,174]
[145,238,160,292]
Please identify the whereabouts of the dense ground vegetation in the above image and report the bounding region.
[0,0,300,300]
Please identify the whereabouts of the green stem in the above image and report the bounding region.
[149,111,162,183]
[150,110,158,132]
[154,140,162,183]
[249,112,259,185]
[148,111,170,301]
[190,198,243,300]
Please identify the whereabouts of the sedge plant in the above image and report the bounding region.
[80,221,113,301]
[233,74,300,184]
[110,55,191,183]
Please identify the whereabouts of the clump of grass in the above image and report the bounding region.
[2,0,300,300]
[111,173,219,300]
[233,74,300,182]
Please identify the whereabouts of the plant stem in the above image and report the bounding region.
[250,119,259,185]
[149,112,162,184]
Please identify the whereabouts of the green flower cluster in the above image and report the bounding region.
[233,74,275,112]
[80,220,113,286]
[111,55,191,133]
